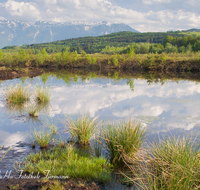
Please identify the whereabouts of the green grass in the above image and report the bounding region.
[127,136,200,190]
[66,114,99,145]
[35,85,50,103]
[101,119,146,163]
[32,127,53,148]
[18,145,113,184]
[32,124,57,148]
[4,83,29,104]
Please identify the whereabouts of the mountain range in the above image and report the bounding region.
[0,19,139,48]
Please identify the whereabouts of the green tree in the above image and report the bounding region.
[42,48,48,56]
[0,49,3,61]
[19,48,26,58]
[163,36,174,47]
[128,43,135,57]
[164,43,178,53]
[181,36,188,47]
[194,40,200,51]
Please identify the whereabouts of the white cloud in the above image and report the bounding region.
[143,0,171,5]
[1,0,41,22]
[0,0,200,31]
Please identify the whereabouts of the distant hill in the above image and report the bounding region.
[11,31,183,54]
[0,19,139,48]
[186,28,200,32]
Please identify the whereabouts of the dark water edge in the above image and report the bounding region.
[1,67,200,82]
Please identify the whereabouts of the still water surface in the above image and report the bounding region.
[0,73,199,188]
[0,74,199,146]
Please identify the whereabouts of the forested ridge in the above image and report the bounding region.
[2,30,200,54]
[2,31,185,54]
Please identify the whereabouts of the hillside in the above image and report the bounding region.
[3,31,186,54]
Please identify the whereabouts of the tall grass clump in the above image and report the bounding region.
[35,85,50,103]
[4,83,30,104]
[102,119,146,163]
[32,123,57,148]
[66,114,99,145]
[130,136,200,190]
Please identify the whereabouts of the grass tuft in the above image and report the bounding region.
[66,114,99,145]
[4,83,29,104]
[32,123,57,149]
[35,85,50,103]
[101,119,146,163]
[126,136,200,190]
[32,127,53,148]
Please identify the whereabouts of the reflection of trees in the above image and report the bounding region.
[40,73,51,84]
[127,79,134,92]
[41,70,200,92]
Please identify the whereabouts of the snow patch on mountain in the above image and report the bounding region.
[0,19,139,48]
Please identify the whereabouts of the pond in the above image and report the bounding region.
[0,71,200,189]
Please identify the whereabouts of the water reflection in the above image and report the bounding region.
[0,71,200,147]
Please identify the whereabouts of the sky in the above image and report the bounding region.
[0,0,200,32]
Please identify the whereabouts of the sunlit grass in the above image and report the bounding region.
[66,114,99,145]
[18,145,113,183]
[101,119,146,163]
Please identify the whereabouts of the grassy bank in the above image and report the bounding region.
[1,49,200,72]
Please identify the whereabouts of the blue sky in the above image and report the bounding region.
[0,0,199,32]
